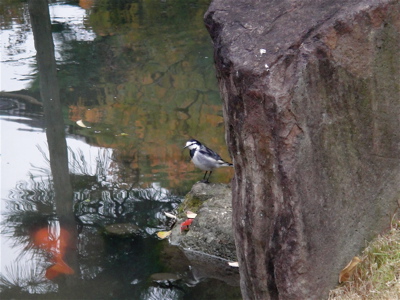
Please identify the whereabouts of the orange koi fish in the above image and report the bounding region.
[32,227,74,280]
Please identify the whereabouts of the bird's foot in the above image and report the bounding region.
[200,179,210,184]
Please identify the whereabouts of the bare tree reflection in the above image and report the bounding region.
[0,262,55,296]
[11,0,81,293]
[1,147,181,296]
[1,0,238,298]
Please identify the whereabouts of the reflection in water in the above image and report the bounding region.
[1,147,182,296]
[2,143,221,297]
[1,134,240,298]
[1,0,240,298]
[141,286,183,300]
[0,0,234,190]
[28,0,79,292]
[0,261,56,295]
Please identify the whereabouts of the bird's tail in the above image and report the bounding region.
[218,160,233,167]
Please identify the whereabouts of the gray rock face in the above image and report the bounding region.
[170,183,236,261]
[205,0,400,299]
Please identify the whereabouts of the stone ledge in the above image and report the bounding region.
[170,182,237,261]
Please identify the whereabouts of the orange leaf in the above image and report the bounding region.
[339,256,361,283]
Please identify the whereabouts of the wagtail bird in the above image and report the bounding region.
[183,139,233,183]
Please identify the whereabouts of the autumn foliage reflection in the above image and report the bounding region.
[69,103,234,189]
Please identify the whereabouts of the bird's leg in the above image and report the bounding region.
[206,171,212,183]
[201,171,208,183]
[201,171,212,183]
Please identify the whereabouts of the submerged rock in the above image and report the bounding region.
[104,223,141,237]
[150,272,181,282]
[158,239,240,288]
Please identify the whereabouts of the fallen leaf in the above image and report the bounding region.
[186,211,197,219]
[164,212,177,219]
[76,120,87,128]
[339,256,361,283]
[180,219,194,231]
[228,262,239,267]
[156,231,172,239]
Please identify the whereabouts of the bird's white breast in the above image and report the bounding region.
[192,150,218,171]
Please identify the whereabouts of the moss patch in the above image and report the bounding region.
[176,192,204,218]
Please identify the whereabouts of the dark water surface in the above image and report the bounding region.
[0,0,239,299]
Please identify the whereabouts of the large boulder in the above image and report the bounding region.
[205,0,400,299]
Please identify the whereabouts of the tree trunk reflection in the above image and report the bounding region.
[28,0,79,290]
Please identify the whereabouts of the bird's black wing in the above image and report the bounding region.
[199,145,223,161]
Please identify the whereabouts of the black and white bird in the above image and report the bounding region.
[183,139,233,183]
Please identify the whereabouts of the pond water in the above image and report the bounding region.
[0,0,239,299]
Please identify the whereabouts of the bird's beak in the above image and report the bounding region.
[183,145,189,149]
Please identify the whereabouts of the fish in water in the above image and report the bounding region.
[32,227,74,280]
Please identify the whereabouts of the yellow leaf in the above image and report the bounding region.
[339,256,361,283]
[156,231,172,239]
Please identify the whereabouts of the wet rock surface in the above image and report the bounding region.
[170,182,236,261]
[183,249,240,287]
[155,242,240,293]
[205,0,400,299]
